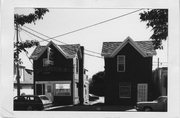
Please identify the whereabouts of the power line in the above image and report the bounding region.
[20,8,144,59]
[18,31,33,65]
[22,26,102,55]
[21,27,103,59]
[84,53,103,59]
[39,8,144,40]
[22,8,144,55]
[21,28,38,41]
[22,26,68,45]
[20,28,49,42]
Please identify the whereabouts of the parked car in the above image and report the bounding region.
[89,94,99,101]
[135,96,167,111]
[14,95,53,111]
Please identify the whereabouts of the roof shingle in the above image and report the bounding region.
[101,41,156,57]
[30,43,81,60]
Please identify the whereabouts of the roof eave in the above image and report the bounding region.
[110,36,148,57]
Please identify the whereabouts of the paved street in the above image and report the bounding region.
[45,104,136,111]
[45,97,136,111]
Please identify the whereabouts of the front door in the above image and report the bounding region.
[45,84,54,102]
[137,83,148,102]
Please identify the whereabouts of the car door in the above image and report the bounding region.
[45,84,54,102]
[14,96,27,110]
[162,98,167,111]
[27,96,42,110]
[155,97,166,111]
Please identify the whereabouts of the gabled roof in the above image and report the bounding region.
[101,36,156,57]
[30,41,81,60]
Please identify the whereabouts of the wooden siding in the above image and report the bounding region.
[104,43,153,105]
[33,45,74,82]
[33,45,75,105]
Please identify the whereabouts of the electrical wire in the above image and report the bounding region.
[20,27,49,42]
[41,8,144,40]
[20,8,144,59]
[21,28,103,59]
[84,53,103,59]
[18,30,33,65]
[22,8,144,55]
[22,27,102,56]
[23,26,102,55]
[21,28,39,41]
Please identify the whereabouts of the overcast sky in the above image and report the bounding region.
[15,8,168,78]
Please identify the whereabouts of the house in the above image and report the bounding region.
[101,36,156,105]
[30,41,88,105]
[14,65,34,96]
[152,67,167,99]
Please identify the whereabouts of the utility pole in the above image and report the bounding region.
[157,58,159,69]
[16,23,21,97]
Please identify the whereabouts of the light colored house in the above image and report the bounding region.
[152,67,167,99]
[14,65,34,96]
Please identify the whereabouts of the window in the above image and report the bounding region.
[54,83,71,96]
[117,55,125,72]
[119,82,131,98]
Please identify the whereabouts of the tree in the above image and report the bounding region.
[14,8,49,63]
[139,9,168,49]
[89,71,105,96]
[14,8,49,96]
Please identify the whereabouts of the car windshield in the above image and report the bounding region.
[156,97,166,102]
[40,96,49,100]
[39,96,52,104]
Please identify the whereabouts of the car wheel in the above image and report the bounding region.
[27,106,33,111]
[144,107,152,111]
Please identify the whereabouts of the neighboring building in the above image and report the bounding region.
[101,36,157,105]
[30,41,88,105]
[83,69,89,104]
[152,67,167,99]
[14,65,34,96]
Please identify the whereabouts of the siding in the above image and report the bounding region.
[104,43,153,105]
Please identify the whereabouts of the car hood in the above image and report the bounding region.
[41,100,52,105]
[137,101,157,104]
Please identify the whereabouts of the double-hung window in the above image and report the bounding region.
[117,55,125,72]
[119,82,131,98]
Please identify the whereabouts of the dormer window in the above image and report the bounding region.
[117,55,125,72]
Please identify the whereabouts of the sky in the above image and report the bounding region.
[15,8,168,78]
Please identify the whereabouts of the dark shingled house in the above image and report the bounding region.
[30,41,87,105]
[101,36,156,105]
